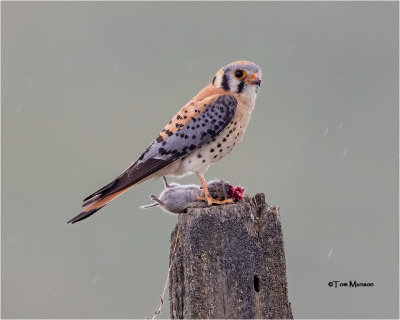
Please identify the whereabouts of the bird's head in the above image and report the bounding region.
[212,61,262,100]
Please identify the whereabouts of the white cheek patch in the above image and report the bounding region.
[231,78,242,93]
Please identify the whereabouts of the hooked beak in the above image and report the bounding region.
[247,73,262,86]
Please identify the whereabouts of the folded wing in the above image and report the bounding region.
[68,94,237,223]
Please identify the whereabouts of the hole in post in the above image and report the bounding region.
[254,275,260,292]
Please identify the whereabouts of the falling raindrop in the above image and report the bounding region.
[15,104,22,115]
[91,273,100,285]
[341,149,347,158]
[288,43,296,53]
[112,63,121,73]
[328,249,333,258]
[323,127,329,136]
[26,77,35,88]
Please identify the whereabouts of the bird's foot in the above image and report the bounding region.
[196,195,233,206]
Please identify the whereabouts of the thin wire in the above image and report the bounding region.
[150,225,180,320]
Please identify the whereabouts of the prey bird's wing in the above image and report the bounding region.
[68,89,237,223]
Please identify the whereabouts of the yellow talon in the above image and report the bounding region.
[196,171,233,206]
[196,195,233,205]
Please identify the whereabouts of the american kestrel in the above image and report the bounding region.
[68,61,262,223]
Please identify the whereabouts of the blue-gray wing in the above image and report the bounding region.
[141,94,238,162]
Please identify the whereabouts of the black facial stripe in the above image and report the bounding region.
[212,76,216,85]
[221,73,230,91]
[237,81,245,94]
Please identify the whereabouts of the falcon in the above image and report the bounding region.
[68,61,262,223]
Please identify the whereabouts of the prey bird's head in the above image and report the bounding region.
[212,61,262,100]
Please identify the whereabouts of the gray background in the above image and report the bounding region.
[2,2,398,318]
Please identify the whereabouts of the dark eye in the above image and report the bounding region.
[234,70,246,79]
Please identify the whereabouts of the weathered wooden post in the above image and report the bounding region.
[168,193,293,319]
